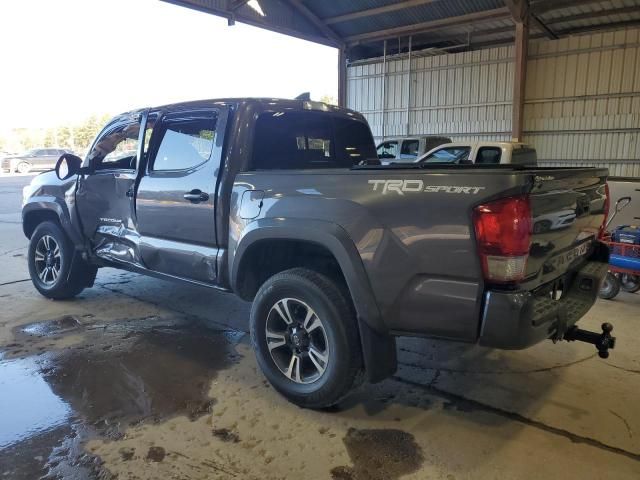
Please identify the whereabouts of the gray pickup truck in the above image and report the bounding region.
[22,98,614,408]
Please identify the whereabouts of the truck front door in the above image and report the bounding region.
[134,107,227,284]
[76,114,144,265]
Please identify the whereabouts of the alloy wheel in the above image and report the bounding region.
[265,297,329,384]
[34,235,61,285]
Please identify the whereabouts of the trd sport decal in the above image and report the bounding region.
[368,179,485,195]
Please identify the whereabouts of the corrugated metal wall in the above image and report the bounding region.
[524,28,640,177]
[347,45,514,142]
[347,28,640,177]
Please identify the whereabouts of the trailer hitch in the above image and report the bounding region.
[563,323,616,358]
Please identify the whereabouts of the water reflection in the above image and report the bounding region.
[0,356,71,449]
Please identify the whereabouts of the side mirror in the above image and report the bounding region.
[615,196,631,213]
[55,153,83,180]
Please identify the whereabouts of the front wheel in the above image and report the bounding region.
[620,274,640,293]
[250,268,363,408]
[599,272,621,300]
[28,221,96,299]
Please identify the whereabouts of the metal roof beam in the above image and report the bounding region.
[229,0,249,11]
[545,5,640,25]
[286,0,344,48]
[530,14,558,39]
[324,0,438,25]
[530,0,602,16]
[503,0,527,22]
[345,7,512,45]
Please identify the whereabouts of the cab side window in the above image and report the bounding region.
[400,140,419,160]
[476,147,501,164]
[151,112,217,172]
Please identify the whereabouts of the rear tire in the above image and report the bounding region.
[28,221,95,299]
[250,268,363,409]
[599,272,621,300]
[620,274,640,293]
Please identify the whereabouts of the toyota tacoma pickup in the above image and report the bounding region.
[22,98,614,408]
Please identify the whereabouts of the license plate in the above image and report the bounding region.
[546,242,590,272]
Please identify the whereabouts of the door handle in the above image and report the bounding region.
[183,190,209,203]
[126,187,134,198]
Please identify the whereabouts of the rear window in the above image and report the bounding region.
[511,147,537,166]
[251,111,375,170]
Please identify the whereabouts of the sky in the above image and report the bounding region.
[0,0,338,130]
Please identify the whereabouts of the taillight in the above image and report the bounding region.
[473,196,532,283]
[599,183,610,239]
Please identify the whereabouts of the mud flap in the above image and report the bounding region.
[67,249,98,288]
[358,319,397,383]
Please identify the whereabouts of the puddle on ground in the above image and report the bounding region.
[0,316,243,479]
[331,428,424,480]
[21,315,83,337]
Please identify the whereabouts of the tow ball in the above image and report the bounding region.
[563,323,616,359]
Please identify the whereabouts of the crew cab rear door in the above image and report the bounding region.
[134,107,228,284]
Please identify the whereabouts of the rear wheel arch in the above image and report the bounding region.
[232,223,397,384]
[231,224,381,329]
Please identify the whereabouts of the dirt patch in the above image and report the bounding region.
[146,446,166,462]
[212,427,241,443]
[332,428,424,480]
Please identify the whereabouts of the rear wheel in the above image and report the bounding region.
[16,161,31,174]
[250,268,363,408]
[28,221,95,299]
[620,274,640,293]
[599,272,621,300]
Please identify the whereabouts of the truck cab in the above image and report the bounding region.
[376,135,451,164]
[417,141,538,166]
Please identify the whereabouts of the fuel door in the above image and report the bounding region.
[239,190,264,220]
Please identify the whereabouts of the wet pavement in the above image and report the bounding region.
[1,314,242,479]
[1,175,640,479]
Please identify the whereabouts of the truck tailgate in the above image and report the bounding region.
[523,168,608,290]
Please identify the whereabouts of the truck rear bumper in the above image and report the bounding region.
[479,258,609,350]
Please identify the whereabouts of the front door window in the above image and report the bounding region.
[88,122,140,171]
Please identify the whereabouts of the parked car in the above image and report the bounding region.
[376,135,451,164]
[417,141,538,166]
[22,98,613,408]
[2,148,74,174]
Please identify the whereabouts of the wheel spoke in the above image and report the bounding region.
[308,346,328,376]
[285,354,301,383]
[43,236,50,250]
[273,299,294,325]
[51,266,59,280]
[266,330,287,352]
[304,313,322,333]
[34,251,45,262]
[52,244,60,258]
[39,267,49,281]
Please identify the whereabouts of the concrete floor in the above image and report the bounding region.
[0,174,639,480]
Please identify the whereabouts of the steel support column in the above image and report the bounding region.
[338,48,347,107]
[512,21,528,142]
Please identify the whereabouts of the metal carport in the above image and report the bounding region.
[161,1,640,175]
